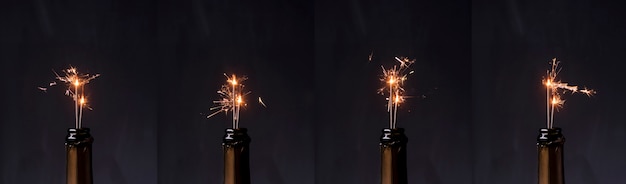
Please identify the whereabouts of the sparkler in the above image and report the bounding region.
[41,66,99,129]
[378,57,415,129]
[543,58,595,129]
[208,73,264,129]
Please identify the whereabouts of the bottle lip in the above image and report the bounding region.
[68,127,90,132]
[380,128,408,144]
[225,128,247,133]
[65,128,94,145]
[382,128,405,133]
[539,127,561,132]
[223,128,251,144]
[537,127,565,144]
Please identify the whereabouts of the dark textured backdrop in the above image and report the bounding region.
[2,0,626,184]
[156,0,314,184]
[0,0,158,183]
[314,0,471,183]
[0,0,315,184]
[472,0,626,183]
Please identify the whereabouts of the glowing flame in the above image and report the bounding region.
[229,75,238,85]
[378,57,415,129]
[544,58,595,129]
[237,95,243,104]
[207,73,265,129]
[40,66,99,129]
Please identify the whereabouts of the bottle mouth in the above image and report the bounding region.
[223,128,251,144]
[380,128,407,144]
[537,127,564,144]
[65,128,93,145]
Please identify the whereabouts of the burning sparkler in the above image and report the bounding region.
[208,73,265,129]
[378,57,415,129]
[40,66,100,129]
[543,58,595,129]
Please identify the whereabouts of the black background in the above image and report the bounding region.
[473,0,626,183]
[314,0,470,183]
[1,0,159,183]
[1,0,625,184]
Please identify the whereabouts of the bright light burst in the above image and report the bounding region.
[543,58,595,129]
[208,73,265,129]
[378,57,415,129]
[40,66,100,129]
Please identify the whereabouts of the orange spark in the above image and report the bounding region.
[544,58,595,129]
[42,66,99,129]
[378,56,415,129]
